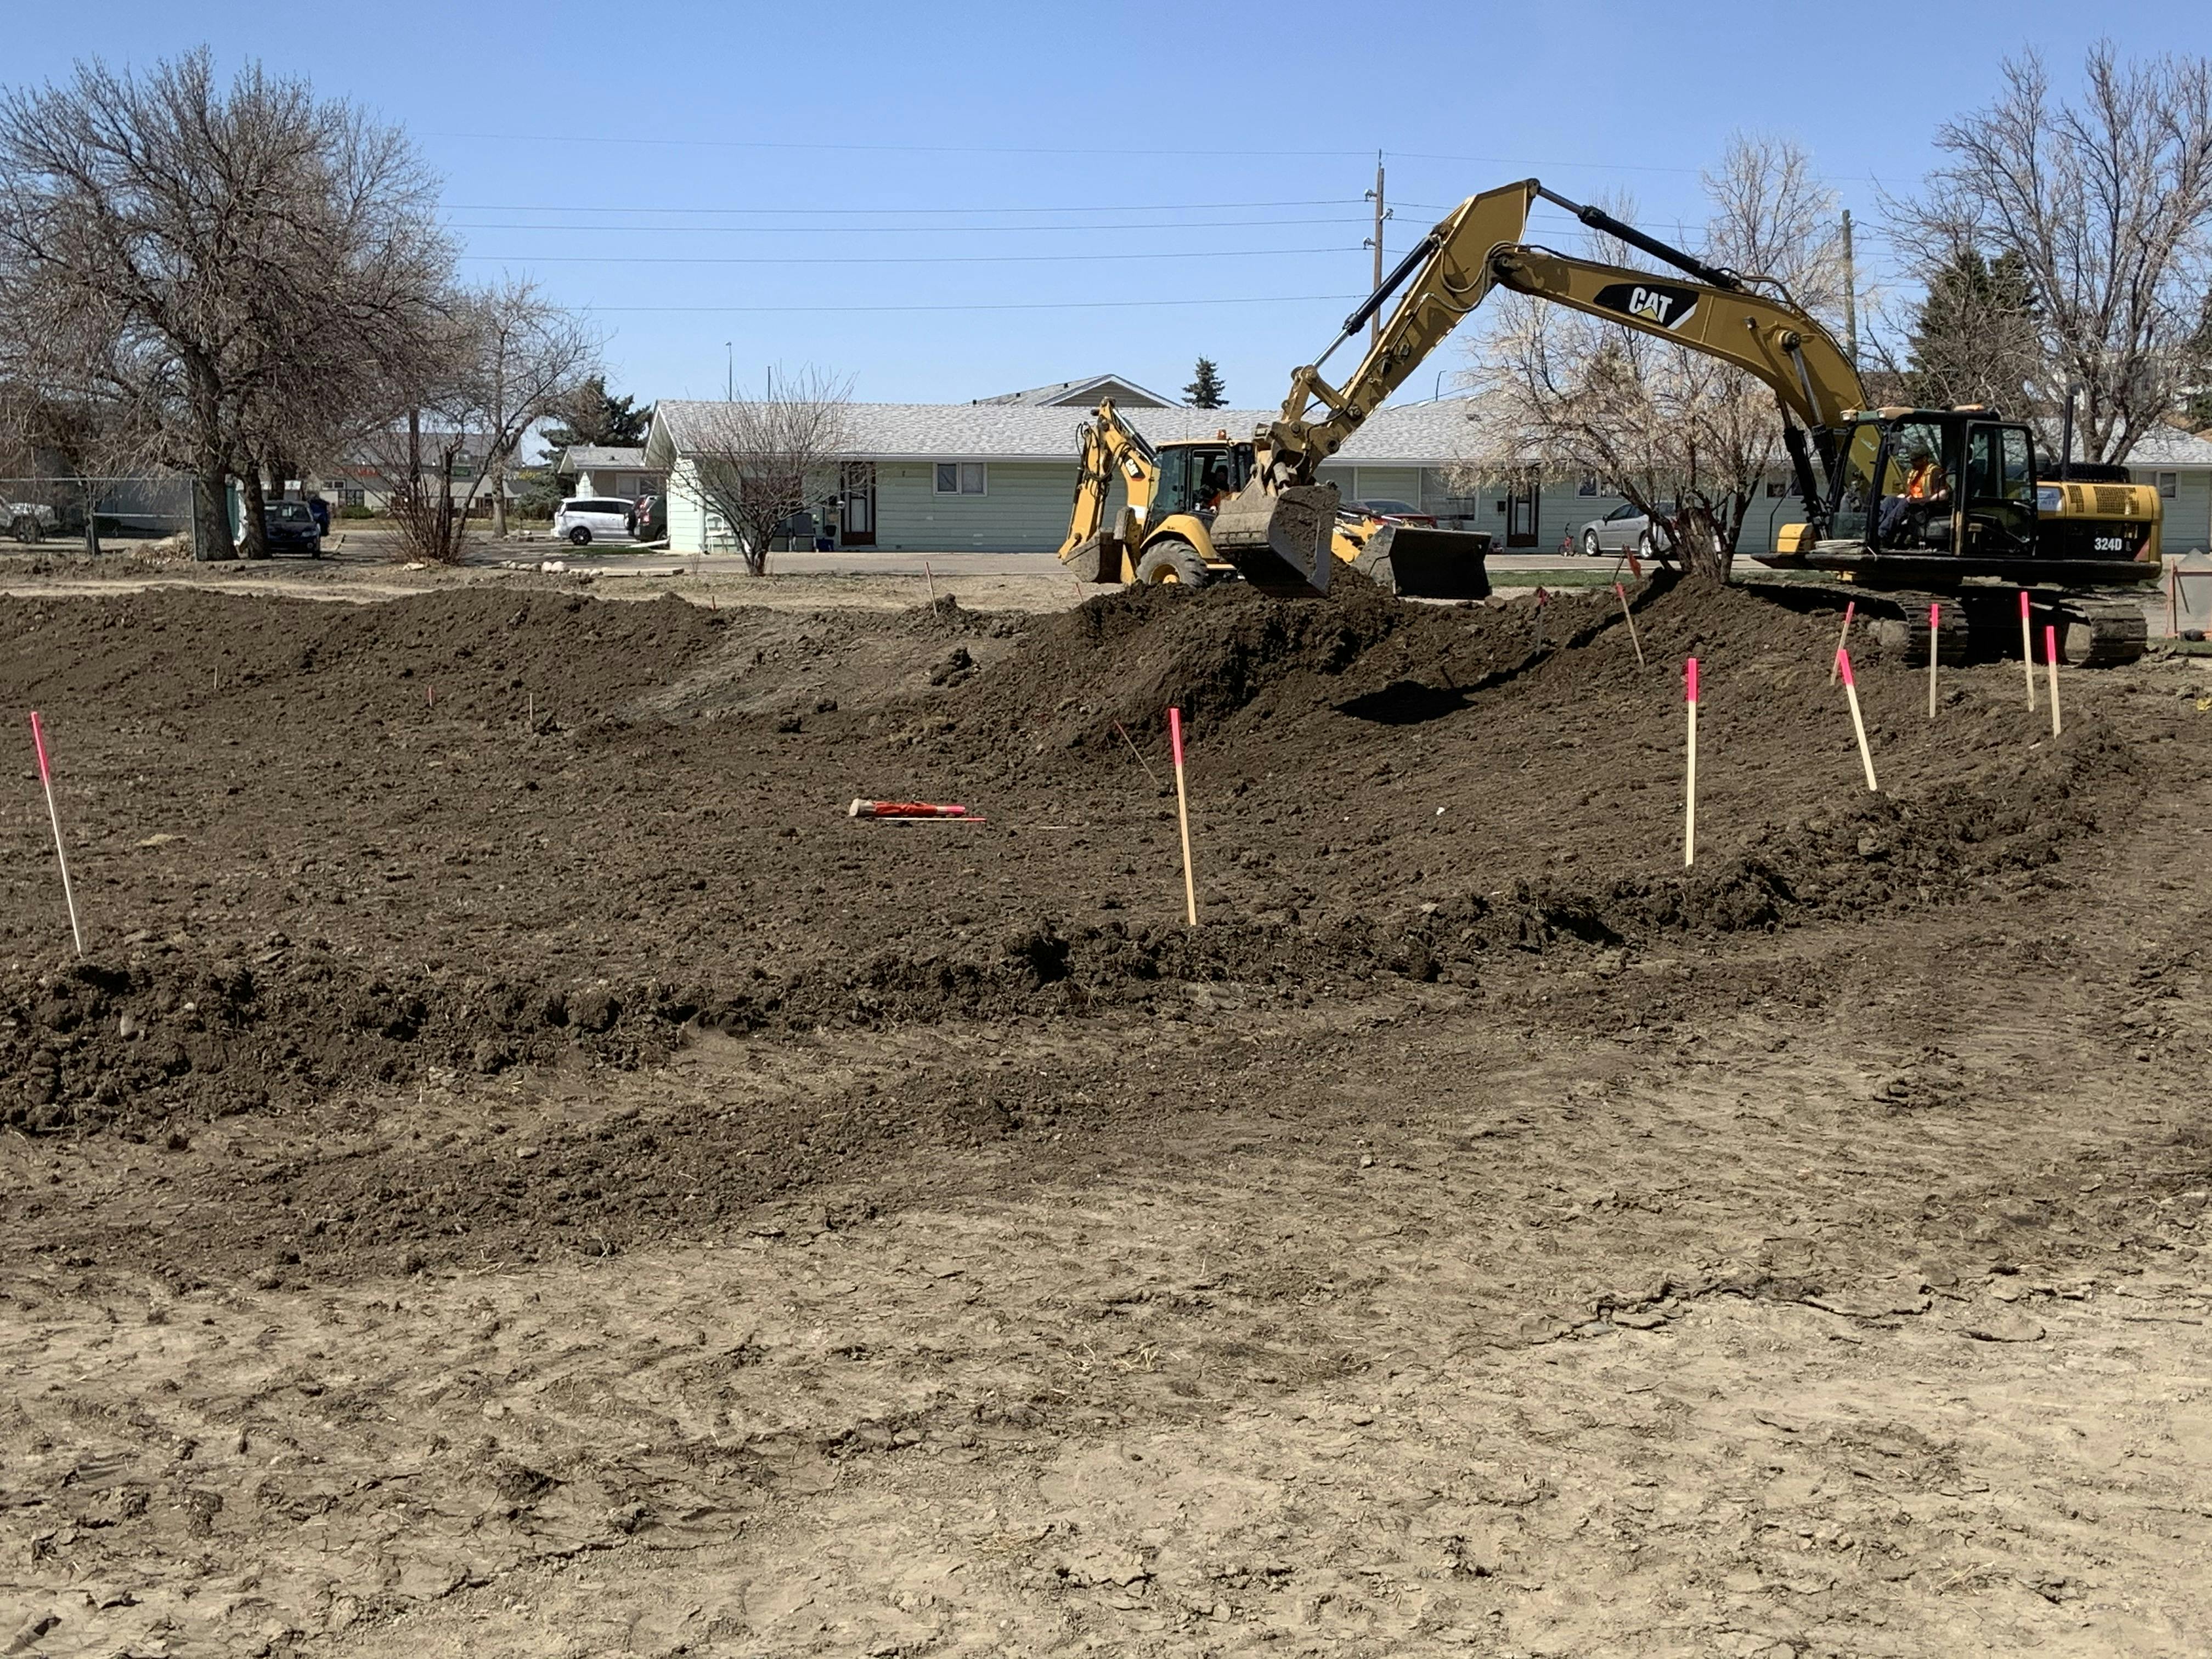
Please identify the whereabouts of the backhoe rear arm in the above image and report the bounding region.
[1057,398,1158,575]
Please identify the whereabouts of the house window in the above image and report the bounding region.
[2156,471,2179,499]
[1577,474,1598,496]
[934,462,986,495]
[1765,478,1788,498]
[339,487,364,507]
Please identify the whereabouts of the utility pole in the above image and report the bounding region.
[725,342,733,401]
[1840,209,1858,372]
[1364,151,1391,348]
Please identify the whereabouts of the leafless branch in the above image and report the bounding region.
[1884,43,2212,460]
[673,370,854,576]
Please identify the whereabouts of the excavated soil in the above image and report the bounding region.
[3,568,2212,1658]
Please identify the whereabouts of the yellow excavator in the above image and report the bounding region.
[1056,400,1495,599]
[1171,177,2160,661]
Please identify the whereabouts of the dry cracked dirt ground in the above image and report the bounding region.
[2,560,2210,1658]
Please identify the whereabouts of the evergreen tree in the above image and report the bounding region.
[1183,358,1227,409]
[1904,249,2039,413]
[540,375,651,455]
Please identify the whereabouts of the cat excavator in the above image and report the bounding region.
[1057,398,1495,599]
[1187,177,2161,662]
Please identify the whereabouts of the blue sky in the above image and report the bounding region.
[13,2,2207,409]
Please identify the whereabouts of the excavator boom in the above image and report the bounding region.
[1213,179,1865,594]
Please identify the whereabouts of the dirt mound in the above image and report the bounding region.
[0,574,2168,1143]
[3,585,730,725]
[0,940,649,1139]
[950,574,1611,765]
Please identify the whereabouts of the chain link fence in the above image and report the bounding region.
[0,476,198,552]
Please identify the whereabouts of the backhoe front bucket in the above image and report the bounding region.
[1353,524,1493,601]
[1206,481,1339,598]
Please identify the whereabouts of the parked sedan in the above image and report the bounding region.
[554,496,637,546]
[1576,500,1677,557]
[250,499,323,558]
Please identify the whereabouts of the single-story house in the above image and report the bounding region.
[644,399,1506,555]
[556,445,662,501]
[315,434,522,515]
[641,396,2212,559]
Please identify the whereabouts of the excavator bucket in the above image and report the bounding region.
[1206,480,1340,598]
[1352,524,1493,601]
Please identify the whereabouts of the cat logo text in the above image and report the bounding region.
[1593,281,1701,331]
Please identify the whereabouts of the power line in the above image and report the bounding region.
[433,130,1370,159]
[461,245,1358,267]
[584,293,1365,315]
[445,196,1364,216]
[1389,150,1883,184]
[446,215,1370,235]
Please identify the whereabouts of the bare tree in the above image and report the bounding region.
[0,50,452,558]
[1458,137,1844,582]
[358,281,600,563]
[672,370,854,575]
[1886,44,2212,462]
[0,377,149,554]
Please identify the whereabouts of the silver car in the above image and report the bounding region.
[1577,500,1677,557]
[553,496,636,547]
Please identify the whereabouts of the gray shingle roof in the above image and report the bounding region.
[970,373,1176,408]
[558,444,650,470]
[2117,424,2212,466]
[649,399,1482,466]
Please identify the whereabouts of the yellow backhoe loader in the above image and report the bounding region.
[1189,177,2159,662]
[1057,400,1494,600]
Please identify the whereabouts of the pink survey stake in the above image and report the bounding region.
[1168,705,1185,765]
[1685,658,1699,702]
[1837,649,1857,687]
[30,709,53,779]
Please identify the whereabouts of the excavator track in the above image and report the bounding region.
[1754,579,2151,668]
[2039,592,2149,668]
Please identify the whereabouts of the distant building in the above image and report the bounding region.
[640,395,2212,559]
[555,445,662,500]
[644,399,1488,555]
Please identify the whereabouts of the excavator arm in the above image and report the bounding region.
[1212,178,1865,595]
[1057,398,1160,582]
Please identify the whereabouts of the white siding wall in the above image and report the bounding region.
[665,458,723,554]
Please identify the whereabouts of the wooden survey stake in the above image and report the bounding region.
[1829,601,1855,687]
[1169,706,1198,927]
[1837,649,1878,793]
[1683,658,1699,868]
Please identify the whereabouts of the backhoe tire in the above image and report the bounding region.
[1135,539,1210,588]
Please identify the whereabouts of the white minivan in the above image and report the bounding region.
[553,496,635,546]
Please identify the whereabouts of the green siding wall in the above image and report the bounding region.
[1349,466,1424,505]
[2164,472,2211,554]
[874,461,1076,551]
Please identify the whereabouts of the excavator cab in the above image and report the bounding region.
[1809,409,2159,581]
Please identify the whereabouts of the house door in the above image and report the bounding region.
[1505,483,1541,548]
[840,462,877,546]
